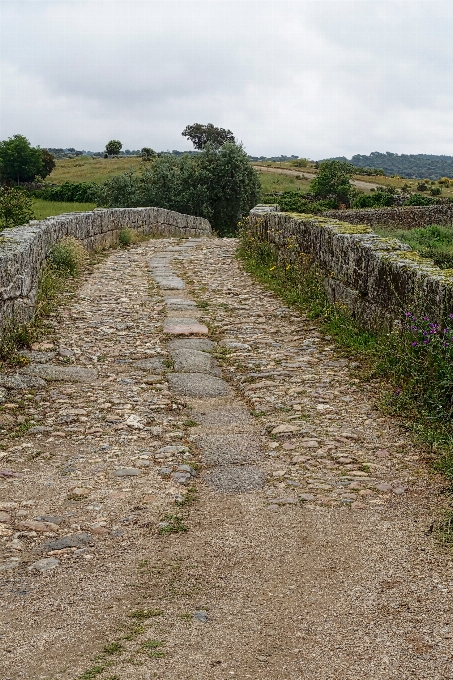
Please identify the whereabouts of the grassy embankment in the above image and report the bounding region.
[32,199,96,220]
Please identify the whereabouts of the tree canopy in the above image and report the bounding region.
[310,159,355,206]
[105,140,122,156]
[0,135,44,184]
[181,123,235,150]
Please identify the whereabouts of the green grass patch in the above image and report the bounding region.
[374,224,453,270]
[32,198,96,219]
[158,514,188,535]
[237,226,453,485]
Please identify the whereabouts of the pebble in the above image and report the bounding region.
[194,610,208,622]
[28,557,59,572]
[16,520,59,532]
[0,511,11,523]
[113,468,141,477]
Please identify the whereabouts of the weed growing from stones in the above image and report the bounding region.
[158,514,188,534]
[118,227,138,247]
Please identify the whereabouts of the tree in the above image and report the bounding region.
[39,149,56,179]
[0,187,34,228]
[310,159,355,206]
[181,123,235,150]
[98,142,260,235]
[0,134,43,184]
[105,140,122,156]
[141,147,156,161]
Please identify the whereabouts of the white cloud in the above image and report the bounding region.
[1,1,453,157]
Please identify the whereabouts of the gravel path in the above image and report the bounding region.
[1,237,452,679]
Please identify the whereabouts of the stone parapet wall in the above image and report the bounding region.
[249,206,453,328]
[323,205,453,230]
[0,207,211,331]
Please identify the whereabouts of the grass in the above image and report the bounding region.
[158,514,188,535]
[48,155,143,184]
[373,224,453,270]
[237,227,453,488]
[32,198,96,219]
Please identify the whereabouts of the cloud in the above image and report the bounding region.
[1,1,453,157]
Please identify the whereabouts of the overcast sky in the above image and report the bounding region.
[1,1,453,158]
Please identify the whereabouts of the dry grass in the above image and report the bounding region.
[48,156,143,184]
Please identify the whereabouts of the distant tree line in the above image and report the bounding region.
[325,151,453,180]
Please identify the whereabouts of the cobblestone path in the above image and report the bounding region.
[1,238,453,679]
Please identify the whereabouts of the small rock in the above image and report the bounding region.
[337,457,353,464]
[351,502,366,510]
[28,426,52,434]
[28,557,59,572]
[0,374,46,390]
[35,515,63,525]
[392,486,406,495]
[0,557,20,571]
[299,494,316,502]
[375,449,390,458]
[158,467,173,477]
[10,538,25,551]
[270,497,298,505]
[0,511,11,523]
[376,483,393,492]
[0,525,13,536]
[67,486,91,499]
[271,424,300,435]
[0,387,7,403]
[0,502,18,511]
[114,468,141,477]
[158,445,188,455]
[125,414,144,429]
[282,442,296,450]
[171,472,192,485]
[194,610,208,622]
[177,464,196,476]
[17,520,59,532]
[292,455,310,464]
[135,459,151,468]
[41,532,93,552]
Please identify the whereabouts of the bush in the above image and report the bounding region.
[310,159,355,207]
[261,191,335,213]
[118,227,138,246]
[34,181,98,203]
[0,186,34,228]
[352,191,395,208]
[97,143,260,236]
[48,237,86,276]
[403,193,437,206]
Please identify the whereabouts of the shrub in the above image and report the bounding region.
[403,193,437,206]
[310,159,355,207]
[261,190,335,213]
[34,181,98,203]
[118,227,137,246]
[97,143,260,236]
[48,237,86,276]
[0,186,34,228]
[352,191,395,208]
[430,187,442,196]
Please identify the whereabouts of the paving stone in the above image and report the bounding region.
[154,277,186,290]
[168,373,232,398]
[0,374,46,390]
[190,405,253,427]
[132,358,167,373]
[23,365,98,383]
[167,338,215,352]
[113,467,141,477]
[205,466,266,493]
[170,348,221,375]
[40,533,93,553]
[198,433,262,465]
[164,322,209,336]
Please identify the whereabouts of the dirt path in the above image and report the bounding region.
[1,237,452,679]
[253,165,382,191]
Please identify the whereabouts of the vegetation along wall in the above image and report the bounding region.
[323,205,453,230]
[249,205,453,328]
[0,207,211,330]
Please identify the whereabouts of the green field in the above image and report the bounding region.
[32,199,96,220]
[48,155,142,184]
